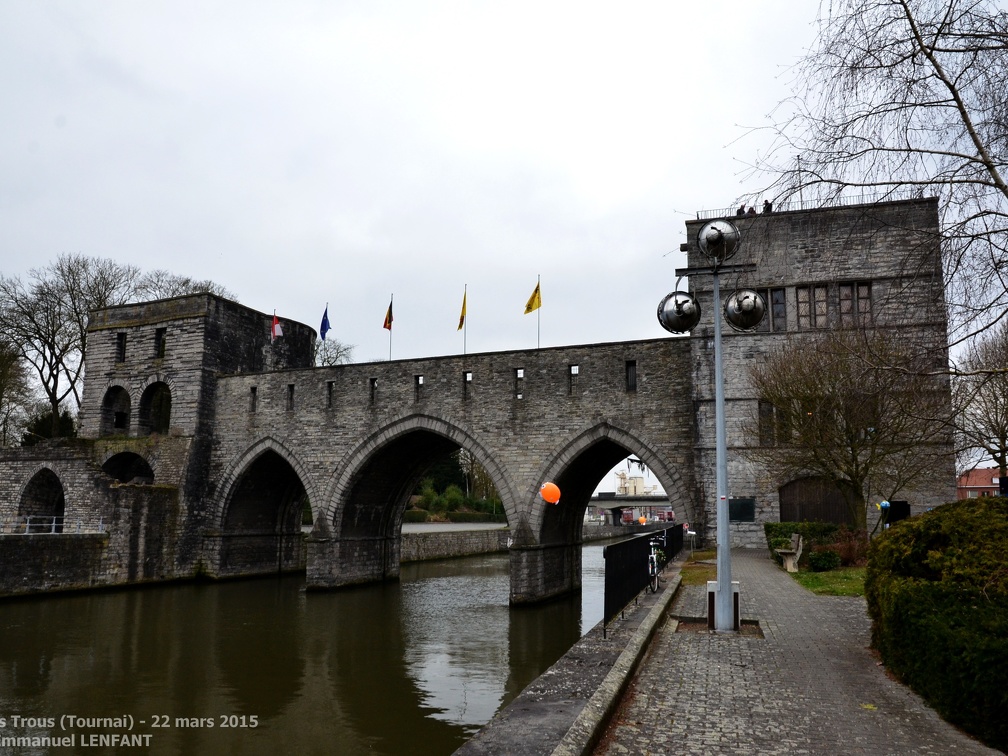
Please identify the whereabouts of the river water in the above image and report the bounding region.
[0,543,606,755]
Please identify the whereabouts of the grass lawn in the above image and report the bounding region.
[679,548,717,586]
[792,566,866,596]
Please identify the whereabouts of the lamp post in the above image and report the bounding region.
[658,219,765,632]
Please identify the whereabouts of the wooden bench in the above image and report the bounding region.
[776,533,803,573]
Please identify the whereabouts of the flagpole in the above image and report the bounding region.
[536,275,540,350]
[463,284,467,356]
[389,293,393,361]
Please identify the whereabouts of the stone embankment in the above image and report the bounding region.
[400,522,661,563]
[457,558,681,755]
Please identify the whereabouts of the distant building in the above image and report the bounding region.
[957,467,1002,499]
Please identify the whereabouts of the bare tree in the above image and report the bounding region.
[0,338,31,446]
[747,328,953,530]
[314,337,355,367]
[52,254,142,378]
[455,448,500,503]
[135,269,234,301]
[758,0,1008,343]
[0,272,80,435]
[955,320,1008,484]
[0,256,235,434]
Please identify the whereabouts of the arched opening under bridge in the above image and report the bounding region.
[19,468,66,532]
[310,421,511,591]
[102,452,155,484]
[218,450,308,576]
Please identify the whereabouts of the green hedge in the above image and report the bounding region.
[764,521,840,566]
[445,511,507,523]
[865,497,1008,751]
[807,548,841,572]
[403,509,429,523]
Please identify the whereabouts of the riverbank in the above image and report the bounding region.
[456,555,683,755]
[401,522,665,564]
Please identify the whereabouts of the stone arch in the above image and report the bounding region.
[527,421,695,546]
[18,467,66,532]
[213,437,320,529]
[99,384,132,436]
[321,414,519,539]
[101,451,155,484]
[212,438,318,576]
[138,381,172,436]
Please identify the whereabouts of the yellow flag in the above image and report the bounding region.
[524,281,541,314]
[457,289,467,331]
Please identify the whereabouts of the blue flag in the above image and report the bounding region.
[320,306,330,341]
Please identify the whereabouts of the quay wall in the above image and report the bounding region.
[0,522,659,598]
[401,528,509,562]
[399,522,664,565]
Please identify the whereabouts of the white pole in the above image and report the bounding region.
[712,269,734,631]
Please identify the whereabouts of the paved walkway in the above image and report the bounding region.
[593,549,997,755]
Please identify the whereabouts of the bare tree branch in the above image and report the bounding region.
[753,0,1008,342]
[745,328,954,529]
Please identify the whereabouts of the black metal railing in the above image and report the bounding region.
[0,516,107,534]
[602,524,684,634]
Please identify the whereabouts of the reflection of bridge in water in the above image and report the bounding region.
[0,546,605,755]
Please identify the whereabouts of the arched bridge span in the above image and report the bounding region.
[207,338,697,603]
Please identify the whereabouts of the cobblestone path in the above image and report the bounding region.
[593,549,997,755]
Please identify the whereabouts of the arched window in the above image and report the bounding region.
[100,386,132,436]
[138,382,172,436]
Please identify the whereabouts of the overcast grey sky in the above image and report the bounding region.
[1,1,813,365]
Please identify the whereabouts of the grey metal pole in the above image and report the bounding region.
[712,269,734,631]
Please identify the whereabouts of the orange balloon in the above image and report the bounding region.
[638,516,647,525]
[540,482,561,504]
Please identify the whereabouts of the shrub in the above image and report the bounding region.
[865,497,1008,751]
[442,484,466,512]
[769,536,791,552]
[833,526,869,566]
[445,510,507,523]
[418,479,440,511]
[403,509,429,523]
[807,548,841,572]
[469,497,502,515]
[768,536,791,566]
[764,521,840,567]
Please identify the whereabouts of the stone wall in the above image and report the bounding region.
[0,534,108,595]
[400,528,510,562]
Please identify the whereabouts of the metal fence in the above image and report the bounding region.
[694,188,929,221]
[602,524,684,635]
[0,516,107,535]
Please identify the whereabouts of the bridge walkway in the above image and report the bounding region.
[591,548,996,755]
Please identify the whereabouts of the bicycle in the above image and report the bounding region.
[647,536,664,593]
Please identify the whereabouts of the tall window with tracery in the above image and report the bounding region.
[839,281,872,327]
[796,285,828,330]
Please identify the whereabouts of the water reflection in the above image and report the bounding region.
[0,544,606,755]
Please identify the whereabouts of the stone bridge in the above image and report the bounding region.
[0,198,957,603]
[206,338,697,602]
[0,293,698,604]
